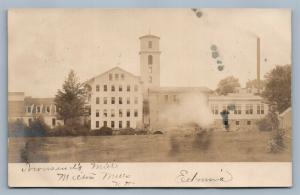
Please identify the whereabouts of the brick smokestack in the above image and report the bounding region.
[257,37,261,94]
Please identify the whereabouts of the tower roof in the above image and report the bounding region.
[139,34,160,39]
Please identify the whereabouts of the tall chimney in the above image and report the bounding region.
[257,37,261,94]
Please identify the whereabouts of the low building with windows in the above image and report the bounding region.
[147,87,212,129]
[208,91,269,130]
[8,92,63,128]
[84,67,143,130]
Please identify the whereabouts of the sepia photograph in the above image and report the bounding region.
[7,8,292,187]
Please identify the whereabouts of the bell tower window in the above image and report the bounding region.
[148,55,153,65]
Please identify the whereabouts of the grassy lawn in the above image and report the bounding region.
[8,129,291,163]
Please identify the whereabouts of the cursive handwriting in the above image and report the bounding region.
[177,169,233,183]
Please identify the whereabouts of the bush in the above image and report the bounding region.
[8,119,28,137]
[118,128,135,135]
[153,130,163,135]
[90,126,113,136]
[257,111,279,131]
[9,117,50,137]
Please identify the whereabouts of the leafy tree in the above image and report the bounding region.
[55,70,87,125]
[216,76,240,95]
[262,65,291,113]
[246,79,265,90]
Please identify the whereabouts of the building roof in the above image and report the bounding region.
[8,92,25,96]
[83,66,141,85]
[208,93,264,101]
[279,107,291,117]
[149,86,212,94]
[24,97,55,105]
[139,34,160,39]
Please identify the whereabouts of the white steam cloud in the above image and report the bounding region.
[158,93,214,128]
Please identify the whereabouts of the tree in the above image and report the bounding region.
[246,79,265,90]
[55,70,87,125]
[262,65,291,113]
[216,76,240,95]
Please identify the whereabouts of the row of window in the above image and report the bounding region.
[211,104,265,115]
[109,73,125,81]
[25,105,56,114]
[28,118,56,126]
[235,120,252,125]
[95,120,131,129]
[95,109,139,118]
[96,97,139,105]
[95,84,139,92]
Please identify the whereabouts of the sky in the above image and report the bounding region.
[8,8,291,97]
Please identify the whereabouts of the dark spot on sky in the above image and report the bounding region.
[264,58,268,62]
[218,65,224,71]
[196,11,203,18]
[212,51,219,59]
[210,44,217,51]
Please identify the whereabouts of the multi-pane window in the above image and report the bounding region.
[119,97,123,104]
[119,109,123,117]
[96,97,100,104]
[222,105,228,112]
[134,109,138,117]
[126,121,130,128]
[164,95,168,102]
[109,74,113,81]
[234,104,242,114]
[119,85,122,92]
[111,109,115,117]
[148,41,152,48]
[104,85,107,92]
[148,55,153,65]
[103,121,107,127]
[96,85,100,92]
[115,74,119,81]
[236,121,240,125]
[211,104,219,115]
[27,106,32,113]
[96,110,99,117]
[111,121,115,128]
[134,85,138,92]
[52,118,56,126]
[127,97,130,104]
[119,121,122,129]
[134,97,138,104]
[103,97,107,104]
[103,109,108,117]
[127,85,130,92]
[96,121,99,128]
[111,97,115,104]
[111,85,115,92]
[257,104,265,114]
[246,104,253,114]
[127,109,130,117]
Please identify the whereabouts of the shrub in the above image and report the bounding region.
[90,126,113,136]
[257,111,279,131]
[8,119,28,137]
[118,128,135,135]
[9,117,50,137]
